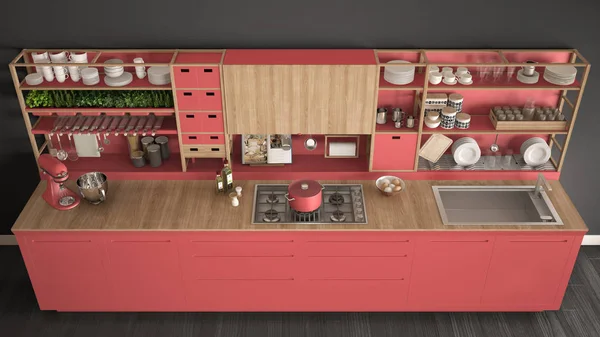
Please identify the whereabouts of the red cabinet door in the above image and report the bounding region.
[482,235,575,307]
[372,134,417,171]
[18,234,109,311]
[197,66,220,88]
[104,235,185,311]
[173,66,199,88]
[197,90,223,110]
[179,112,224,133]
[408,235,494,308]
[176,90,200,110]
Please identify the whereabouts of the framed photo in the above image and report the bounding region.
[241,134,268,164]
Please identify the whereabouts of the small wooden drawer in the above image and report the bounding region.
[197,66,220,88]
[173,66,199,88]
[179,112,224,132]
[197,90,222,110]
[183,145,225,158]
[176,90,199,110]
[182,134,225,145]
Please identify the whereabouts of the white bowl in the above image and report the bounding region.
[105,68,124,78]
[425,120,441,128]
[25,73,44,85]
[376,175,406,196]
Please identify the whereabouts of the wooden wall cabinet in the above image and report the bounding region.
[223,65,377,134]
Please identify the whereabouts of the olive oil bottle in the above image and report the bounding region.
[221,159,233,192]
[215,171,224,194]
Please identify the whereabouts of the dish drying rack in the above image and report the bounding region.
[418,154,555,171]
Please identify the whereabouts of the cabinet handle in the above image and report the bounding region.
[185,114,195,119]
[211,148,219,152]
[430,240,489,243]
[180,69,190,73]
[203,68,213,73]
[308,278,405,281]
[188,136,197,140]
[206,92,215,96]
[208,115,217,118]
[190,148,199,152]
[307,240,410,243]
[210,136,219,139]
[509,240,569,243]
[196,278,295,281]
[392,136,401,140]
[183,92,192,96]
[32,240,91,243]
[111,240,172,243]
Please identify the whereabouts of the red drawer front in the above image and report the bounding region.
[182,134,226,145]
[179,112,224,132]
[304,239,413,257]
[197,66,221,88]
[174,66,221,88]
[181,256,295,280]
[173,66,199,88]
[176,90,222,110]
[180,238,294,256]
[372,134,418,171]
[304,256,411,280]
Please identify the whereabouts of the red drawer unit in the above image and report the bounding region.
[173,66,221,88]
[182,134,226,145]
[179,112,224,133]
[372,134,418,171]
[176,90,222,111]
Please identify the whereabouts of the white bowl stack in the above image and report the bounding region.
[25,73,44,86]
[520,137,551,166]
[451,137,481,166]
[104,72,133,87]
[543,65,577,85]
[104,59,125,78]
[81,68,100,86]
[384,60,415,85]
[147,66,171,85]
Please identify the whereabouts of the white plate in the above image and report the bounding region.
[545,65,577,77]
[442,79,457,85]
[384,60,415,74]
[104,72,133,87]
[73,134,100,157]
[451,137,477,153]
[523,142,551,166]
[520,137,546,155]
[25,73,44,85]
[452,142,481,166]
[517,69,539,84]
[83,77,100,86]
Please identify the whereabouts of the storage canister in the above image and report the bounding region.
[155,136,170,160]
[447,93,464,112]
[441,107,458,129]
[455,113,471,129]
[147,144,162,167]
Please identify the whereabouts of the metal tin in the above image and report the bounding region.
[147,144,162,167]
[154,136,170,160]
[376,108,387,125]
[131,150,146,168]
[140,136,154,158]
[392,108,403,122]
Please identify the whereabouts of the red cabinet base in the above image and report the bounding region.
[15,231,583,312]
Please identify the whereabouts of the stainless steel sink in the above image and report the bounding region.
[432,186,563,226]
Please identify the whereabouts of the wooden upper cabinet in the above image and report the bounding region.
[223,50,378,134]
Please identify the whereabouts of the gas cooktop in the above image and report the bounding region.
[251,184,367,224]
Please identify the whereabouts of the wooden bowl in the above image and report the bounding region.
[376,175,406,197]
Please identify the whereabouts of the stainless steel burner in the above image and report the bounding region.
[330,210,346,222]
[266,193,280,204]
[293,210,320,223]
[263,209,280,222]
[328,192,345,206]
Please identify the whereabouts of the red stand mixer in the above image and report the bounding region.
[38,154,80,210]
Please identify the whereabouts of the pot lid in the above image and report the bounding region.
[288,179,322,197]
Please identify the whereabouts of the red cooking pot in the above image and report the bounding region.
[285,179,324,212]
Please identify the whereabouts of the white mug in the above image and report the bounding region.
[42,66,54,82]
[49,51,68,63]
[56,72,69,83]
[456,67,470,76]
[31,52,49,74]
[136,70,147,79]
[133,57,144,63]
[442,67,453,73]
[429,66,440,73]
[53,66,68,75]
[442,70,454,78]
[444,74,457,84]
[429,72,443,85]
[68,65,81,82]
[69,52,88,63]
[459,73,473,84]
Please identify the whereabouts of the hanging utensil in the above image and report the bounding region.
[132,116,146,136]
[124,116,139,136]
[67,133,78,161]
[56,134,68,161]
[490,134,500,152]
[142,114,156,136]
[151,116,164,136]
[96,134,104,152]
[115,115,130,136]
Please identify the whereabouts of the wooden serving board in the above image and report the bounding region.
[489,110,569,131]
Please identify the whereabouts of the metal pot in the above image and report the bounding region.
[77,172,108,205]
[285,179,324,212]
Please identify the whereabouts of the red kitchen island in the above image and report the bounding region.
[12,179,587,312]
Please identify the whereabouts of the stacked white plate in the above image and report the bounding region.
[520,137,551,166]
[25,73,44,86]
[544,65,577,85]
[451,137,481,166]
[383,60,415,85]
[104,59,124,78]
[104,72,133,87]
[81,68,100,86]
[147,66,171,85]
[517,69,539,84]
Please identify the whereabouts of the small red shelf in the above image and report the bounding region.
[422,115,568,134]
[427,76,581,91]
[232,154,369,173]
[375,122,418,133]
[28,108,175,116]
[379,72,426,90]
[175,52,223,64]
[21,75,172,90]
[32,116,178,135]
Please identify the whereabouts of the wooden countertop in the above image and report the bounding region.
[12,180,587,231]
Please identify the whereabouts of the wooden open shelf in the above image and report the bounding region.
[63,153,182,179]
[378,72,426,90]
[375,122,419,134]
[20,75,172,90]
[28,108,175,116]
[31,116,178,135]
[427,76,581,91]
[421,115,569,135]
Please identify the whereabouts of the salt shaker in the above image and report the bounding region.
[235,186,242,198]
[229,192,239,207]
[406,116,415,128]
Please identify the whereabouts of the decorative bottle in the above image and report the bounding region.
[215,171,224,194]
[221,159,233,192]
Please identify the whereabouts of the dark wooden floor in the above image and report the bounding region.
[3,245,600,337]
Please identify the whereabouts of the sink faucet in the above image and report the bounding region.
[534,173,552,198]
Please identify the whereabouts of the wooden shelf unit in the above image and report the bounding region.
[9,48,590,180]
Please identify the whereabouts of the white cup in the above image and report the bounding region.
[136,70,147,79]
[444,73,457,84]
[455,67,470,76]
[53,66,68,75]
[69,52,88,63]
[49,51,68,63]
[41,66,54,82]
[68,64,81,82]
[442,70,454,78]
[459,73,473,84]
[31,52,49,73]
[442,67,453,73]
[55,71,69,83]
[429,66,440,73]
[429,71,443,85]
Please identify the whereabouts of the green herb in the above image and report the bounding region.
[25,90,174,109]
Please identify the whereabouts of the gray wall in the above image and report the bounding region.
[1,0,598,234]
